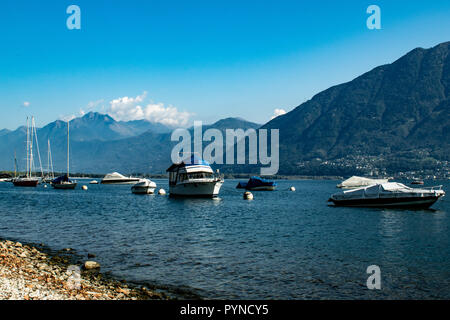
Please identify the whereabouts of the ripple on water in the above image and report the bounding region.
[0,179,449,299]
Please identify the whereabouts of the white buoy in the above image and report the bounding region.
[243,191,253,200]
[82,185,88,190]
[158,188,166,195]
[290,186,296,192]
[44,184,48,188]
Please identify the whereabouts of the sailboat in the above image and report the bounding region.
[52,121,77,189]
[43,139,55,183]
[12,117,42,187]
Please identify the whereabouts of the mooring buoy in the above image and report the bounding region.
[243,191,254,200]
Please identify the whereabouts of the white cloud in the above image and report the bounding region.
[79,99,105,117]
[107,92,192,127]
[59,114,76,122]
[58,92,192,127]
[271,108,287,120]
[22,101,30,107]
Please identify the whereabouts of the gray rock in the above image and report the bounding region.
[84,261,101,270]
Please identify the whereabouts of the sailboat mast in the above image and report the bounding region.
[29,117,34,178]
[31,117,44,178]
[26,117,29,178]
[49,140,54,179]
[47,139,50,176]
[14,151,17,178]
[67,121,70,178]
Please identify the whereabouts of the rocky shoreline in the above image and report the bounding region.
[0,239,169,300]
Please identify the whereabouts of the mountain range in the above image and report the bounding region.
[263,41,449,175]
[0,112,261,174]
[1,41,449,176]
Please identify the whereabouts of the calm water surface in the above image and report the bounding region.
[0,179,449,299]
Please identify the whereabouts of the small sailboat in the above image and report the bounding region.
[52,121,77,190]
[13,117,42,187]
[43,139,55,183]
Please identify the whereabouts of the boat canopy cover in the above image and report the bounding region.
[52,174,72,184]
[380,182,412,192]
[335,182,444,199]
[236,182,248,189]
[166,155,211,172]
[337,176,388,188]
[132,179,156,188]
[103,172,127,180]
[245,176,276,188]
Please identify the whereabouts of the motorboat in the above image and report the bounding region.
[101,172,141,185]
[89,180,99,184]
[337,176,389,188]
[52,174,77,190]
[166,155,224,198]
[328,182,445,208]
[131,179,157,194]
[236,176,277,191]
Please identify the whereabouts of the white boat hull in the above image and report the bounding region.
[132,186,156,194]
[101,180,141,185]
[169,180,223,198]
[131,179,157,194]
[52,182,77,190]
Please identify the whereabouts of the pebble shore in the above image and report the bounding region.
[0,239,168,300]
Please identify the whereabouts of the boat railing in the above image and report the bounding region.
[422,185,443,191]
[214,172,225,181]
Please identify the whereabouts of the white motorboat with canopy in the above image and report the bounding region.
[131,179,157,194]
[166,155,224,198]
[329,182,445,208]
[101,172,141,184]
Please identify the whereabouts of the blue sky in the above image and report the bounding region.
[1,0,449,129]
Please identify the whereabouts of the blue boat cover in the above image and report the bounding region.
[52,175,72,184]
[236,182,248,189]
[236,176,277,189]
[184,154,210,166]
[167,154,211,172]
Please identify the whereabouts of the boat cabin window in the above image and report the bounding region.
[188,172,213,179]
[177,173,188,183]
[169,172,177,185]
[171,171,214,184]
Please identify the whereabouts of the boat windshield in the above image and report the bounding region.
[177,172,214,182]
[188,172,213,179]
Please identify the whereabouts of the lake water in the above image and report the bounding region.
[0,179,449,299]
